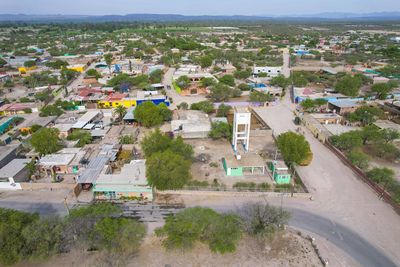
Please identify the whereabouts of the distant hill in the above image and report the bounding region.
[0,12,400,23]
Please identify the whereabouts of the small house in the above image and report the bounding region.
[0,158,30,182]
[93,160,153,201]
[268,161,291,185]
[223,153,265,176]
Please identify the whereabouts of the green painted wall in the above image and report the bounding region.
[274,174,291,184]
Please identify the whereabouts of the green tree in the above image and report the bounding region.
[86,68,101,79]
[146,150,191,190]
[335,74,362,97]
[360,125,381,145]
[45,60,68,70]
[0,208,39,266]
[67,130,92,147]
[216,104,232,117]
[199,55,213,68]
[90,217,145,254]
[330,131,363,151]
[347,106,383,125]
[149,69,163,84]
[347,150,370,170]
[104,53,113,74]
[119,135,135,144]
[382,129,400,143]
[156,207,242,254]
[367,167,396,190]
[134,102,164,127]
[176,75,191,89]
[21,217,63,260]
[114,105,127,122]
[0,57,7,67]
[250,91,274,102]
[270,75,290,89]
[209,83,234,102]
[219,75,235,87]
[238,83,251,91]
[209,122,232,140]
[371,81,398,100]
[200,77,216,87]
[177,102,189,110]
[24,60,36,68]
[141,129,193,159]
[31,128,62,156]
[39,105,63,117]
[233,69,252,80]
[277,132,312,166]
[190,100,214,114]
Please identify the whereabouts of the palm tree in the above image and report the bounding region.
[114,105,127,122]
[104,53,113,74]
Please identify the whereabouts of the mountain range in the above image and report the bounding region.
[0,12,400,23]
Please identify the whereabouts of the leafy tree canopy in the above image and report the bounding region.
[277,132,312,165]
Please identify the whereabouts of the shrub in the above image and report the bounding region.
[190,100,214,114]
[238,202,291,240]
[347,150,369,170]
[156,207,242,254]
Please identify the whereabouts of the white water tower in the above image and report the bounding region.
[232,107,251,152]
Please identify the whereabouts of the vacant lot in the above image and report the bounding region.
[21,231,322,267]
[133,231,322,267]
[186,132,280,188]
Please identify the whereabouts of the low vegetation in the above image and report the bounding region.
[0,204,145,266]
[156,203,291,254]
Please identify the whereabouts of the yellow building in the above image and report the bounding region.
[18,66,37,74]
[98,98,137,109]
[67,64,86,73]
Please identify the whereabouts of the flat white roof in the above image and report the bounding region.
[72,110,100,129]
[39,153,76,166]
[96,160,148,186]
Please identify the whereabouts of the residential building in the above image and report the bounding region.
[93,160,153,201]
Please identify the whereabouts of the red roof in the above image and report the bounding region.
[0,103,35,112]
[106,93,128,101]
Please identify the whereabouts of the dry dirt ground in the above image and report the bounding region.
[17,231,322,267]
[186,136,278,188]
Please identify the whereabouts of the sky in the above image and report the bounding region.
[1,0,400,16]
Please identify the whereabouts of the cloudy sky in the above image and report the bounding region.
[1,0,400,16]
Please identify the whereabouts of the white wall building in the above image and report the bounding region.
[252,66,282,77]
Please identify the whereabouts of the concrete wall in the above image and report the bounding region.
[158,190,311,199]
[20,182,75,191]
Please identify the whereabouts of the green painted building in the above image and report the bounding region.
[268,161,291,185]
[223,154,265,177]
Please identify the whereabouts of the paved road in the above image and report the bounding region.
[199,198,397,267]
[252,95,400,266]
[282,48,291,78]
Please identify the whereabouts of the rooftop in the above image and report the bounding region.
[328,100,360,108]
[224,153,265,168]
[373,120,400,132]
[0,158,29,178]
[95,160,148,186]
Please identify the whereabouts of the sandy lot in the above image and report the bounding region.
[186,135,279,188]
[18,231,322,267]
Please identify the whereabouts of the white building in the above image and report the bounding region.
[252,66,282,77]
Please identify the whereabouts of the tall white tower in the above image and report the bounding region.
[232,107,251,152]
